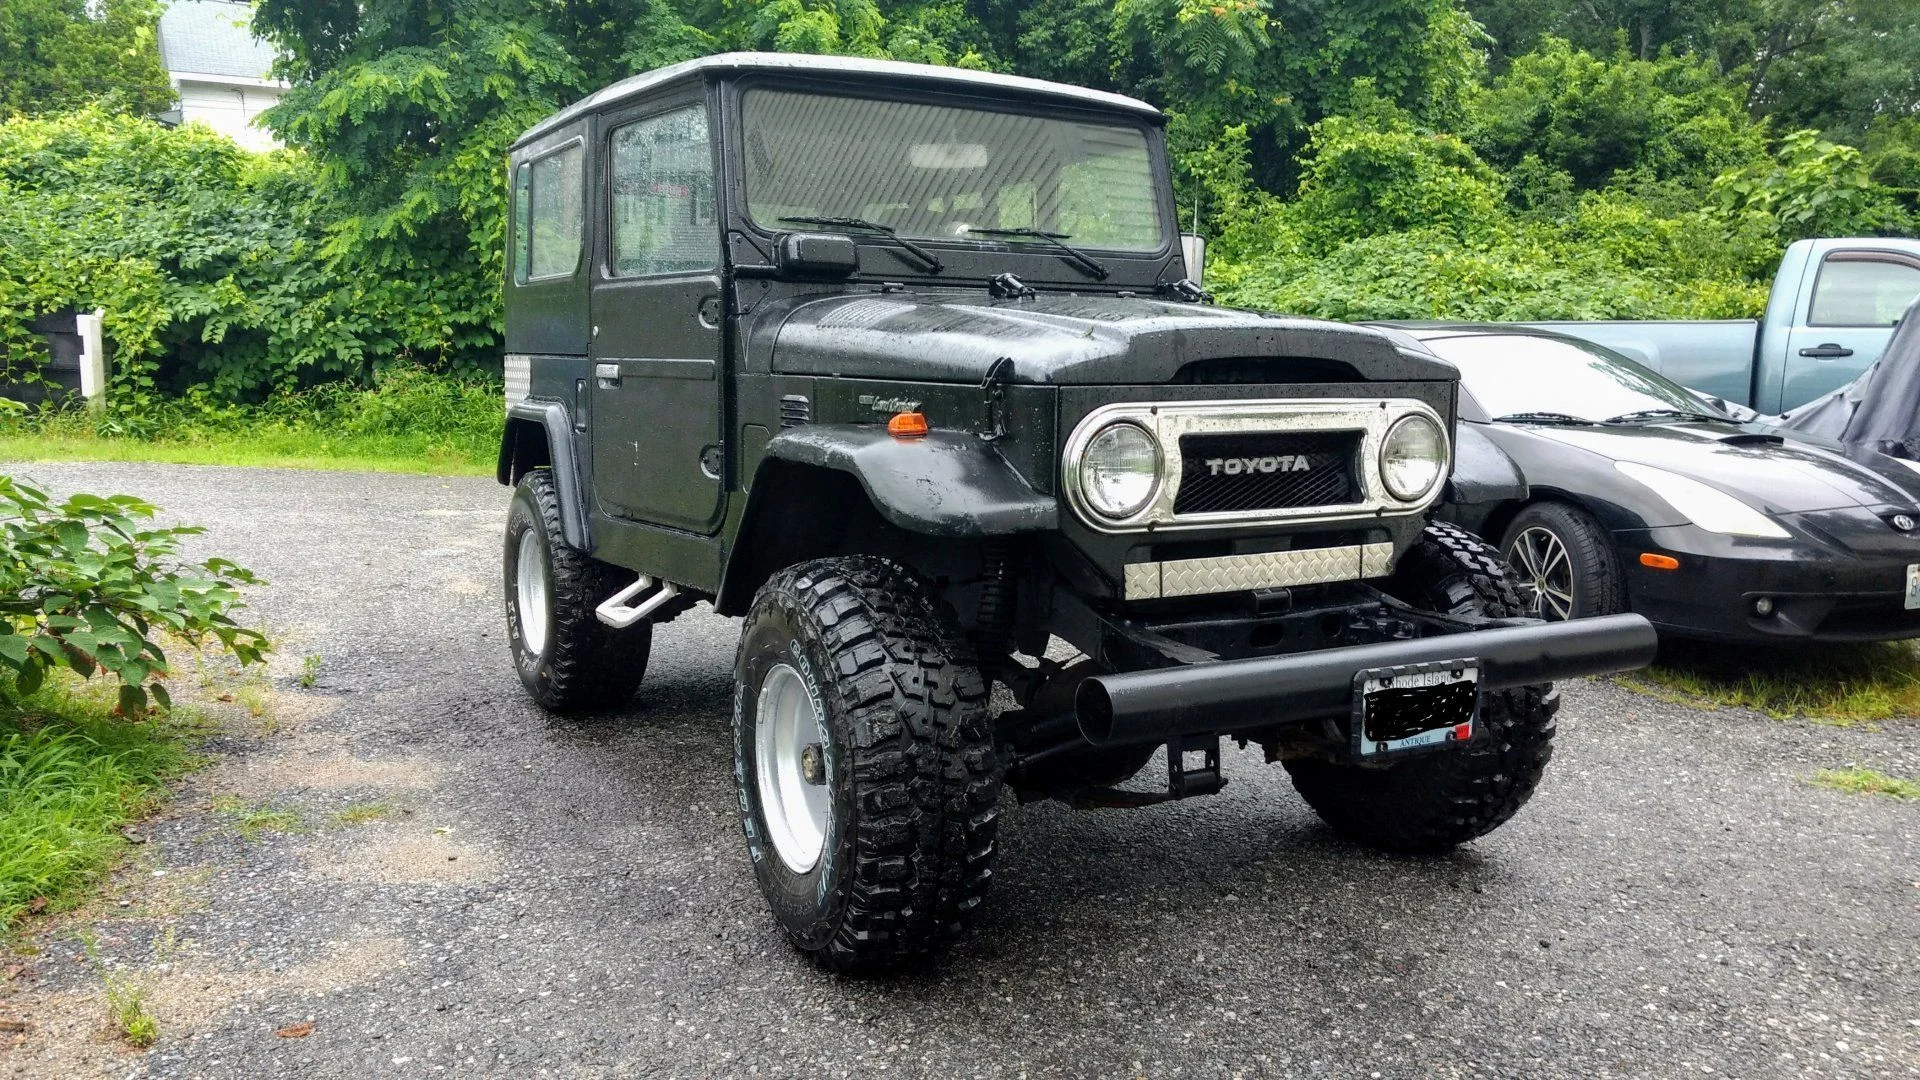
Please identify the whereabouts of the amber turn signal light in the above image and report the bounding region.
[887,411,929,438]
[1639,552,1680,570]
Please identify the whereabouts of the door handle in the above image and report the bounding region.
[594,362,622,386]
[1799,344,1854,359]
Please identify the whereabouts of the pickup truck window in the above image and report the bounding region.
[1423,334,1719,424]
[740,89,1165,252]
[1808,253,1920,327]
[609,106,717,277]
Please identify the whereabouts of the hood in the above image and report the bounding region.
[762,292,1453,385]
[1526,421,1920,515]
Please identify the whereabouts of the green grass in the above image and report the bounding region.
[1811,766,1920,800]
[0,678,196,934]
[330,801,392,826]
[1620,639,1920,724]
[211,796,305,841]
[103,968,158,1047]
[0,367,500,476]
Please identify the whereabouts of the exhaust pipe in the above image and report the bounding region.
[1076,613,1657,747]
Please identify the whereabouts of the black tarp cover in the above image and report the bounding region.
[1773,294,1920,458]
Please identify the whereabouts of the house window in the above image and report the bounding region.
[608,107,717,278]
[516,142,584,283]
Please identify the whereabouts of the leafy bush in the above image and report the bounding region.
[0,476,267,715]
[1712,129,1916,243]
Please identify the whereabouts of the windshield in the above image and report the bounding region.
[1422,334,1726,423]
[739,89,1167,253]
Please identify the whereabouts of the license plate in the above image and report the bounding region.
[1907,564,1920,610]
[1353,661,1480,760]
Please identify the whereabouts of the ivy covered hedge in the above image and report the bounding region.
[0,109,486,409]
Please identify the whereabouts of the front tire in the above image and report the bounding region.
[504,470,652,712]
[1500,502,1626,622]
[1284,522,1562,853]
[733,557,1003,972]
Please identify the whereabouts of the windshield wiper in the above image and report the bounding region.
[965,227,1109,280]
[1492,411,1597,426]
[1602,408,1724,425]
[778,216,943,273]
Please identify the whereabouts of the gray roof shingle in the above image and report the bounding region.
[157,1,279,81]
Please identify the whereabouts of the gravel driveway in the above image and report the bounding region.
[2,460,1918,1079]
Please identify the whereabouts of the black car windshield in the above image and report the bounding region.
[739,89,1166,253]
[1421,334,1727,423]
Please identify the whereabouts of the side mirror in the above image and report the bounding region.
[777,232,859,278]
[1180,233,1206,285]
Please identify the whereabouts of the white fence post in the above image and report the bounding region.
[77,308,106,412]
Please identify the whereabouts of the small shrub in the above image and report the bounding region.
[0,476,268,715]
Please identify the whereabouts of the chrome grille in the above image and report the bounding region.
[1173,431,1360,515]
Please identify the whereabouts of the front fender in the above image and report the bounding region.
[761,425,1058,536]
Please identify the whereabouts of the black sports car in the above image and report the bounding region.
[1374,324,1920,642]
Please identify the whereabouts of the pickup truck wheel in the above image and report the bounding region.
[1499,502,1625,622]
[1283,522,1561,854]
[733,556,1003,972]
[504,470,652,712]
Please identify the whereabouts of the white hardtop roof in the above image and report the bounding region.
[513,52,1161,150]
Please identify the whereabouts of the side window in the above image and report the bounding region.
[521,143,584,282]
[511,162,531,283]
[1809,255,1920,327]
[609,106,717,277]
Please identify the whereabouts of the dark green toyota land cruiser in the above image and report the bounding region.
[496,52,1657,971]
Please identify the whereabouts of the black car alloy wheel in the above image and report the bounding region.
[1507,525,1576,620]
[1498,502,1626,624]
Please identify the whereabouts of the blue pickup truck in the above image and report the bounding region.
[1524,238,1920,414]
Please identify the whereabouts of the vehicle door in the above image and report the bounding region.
[588,96,728,535]
[1781,249,1920,411]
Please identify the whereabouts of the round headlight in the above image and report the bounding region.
[1079,422,1161,519]
[1380,414,1446,501]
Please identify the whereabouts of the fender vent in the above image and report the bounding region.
[780,395,811,427]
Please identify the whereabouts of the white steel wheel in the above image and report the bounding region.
[515,536,552,655]
[1507,525,1574,621]
[754,663,830,873]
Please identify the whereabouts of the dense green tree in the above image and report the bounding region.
[1466,38,1767,191]
[0,0,173,116]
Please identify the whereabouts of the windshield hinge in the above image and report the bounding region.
[979,356,1015,443]
[1157,278,1212,303]
[988,273,1035,300]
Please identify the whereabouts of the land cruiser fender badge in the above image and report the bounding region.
[859,394,921,415]
[1204,455,1312,476]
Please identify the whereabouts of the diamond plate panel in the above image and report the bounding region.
[1125,542,1397,600]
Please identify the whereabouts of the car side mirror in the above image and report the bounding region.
[1180,233,1206,285]
[777,232,859,279]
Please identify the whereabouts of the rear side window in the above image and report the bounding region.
[514,142,584,283]
[1808,254,1920,327]
[608,106,717,277]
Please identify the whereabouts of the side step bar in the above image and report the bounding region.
[595,576,681,629]
[1076,613,1657,747]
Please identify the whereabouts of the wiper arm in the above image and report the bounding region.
[778,215,943,273]
[1603,408,1723,425]
[1492,411,1597,425]
[966,227,1109,280]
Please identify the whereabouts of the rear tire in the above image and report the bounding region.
[1499,502,1625,622]
[733,556,1003,972]
[504,470,652,712]
[1284,522,1561,853]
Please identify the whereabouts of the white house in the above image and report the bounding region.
[155,0,287,152]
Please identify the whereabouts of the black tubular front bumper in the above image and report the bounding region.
[1075,613,1657,747]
